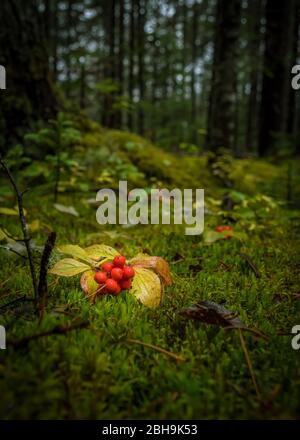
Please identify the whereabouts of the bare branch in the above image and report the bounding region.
[0,156,38,302]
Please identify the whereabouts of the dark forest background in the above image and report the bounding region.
[0,0,300,157]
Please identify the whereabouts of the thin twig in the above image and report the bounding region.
[224,325,269,341]
[8,320,89,349]
[238,252,261,278]
[126,338,186,362]
[2,247,27,259]
[0,295,29,312]
[38,231,57,322]
[0,156,38,302]
[239,329,261,399]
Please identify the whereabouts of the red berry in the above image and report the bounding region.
[215,225,224,232]
[111,267,123,281]
[94,271,107,284]
[122,266,135,279]
[113,255,126,267]
[223,225,233,231]
[102,262,113,273]
[105,278,121,294]
[112,284,121,295]
[120,279,132,290]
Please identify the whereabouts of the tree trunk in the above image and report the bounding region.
[0,0,57,152]
[137,0,146,135]
[207,0,241,152]
[246,0,263,153]
[104,0,116,128]
[286,1,300,135]
[258,0,295,156]
[191,1,198,131]
[128,0,136,131]
[115,0,125,128]
[65,0,73,98]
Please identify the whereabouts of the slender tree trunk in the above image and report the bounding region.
[207,0,241,152]
[191,1,198,142]
[137,0,146,135]
[52,0,58,82]
[128,0,136,131]
[104,0,116,128]
[116,0,125,128]
[286,1,300,135]
[66,0,73,98]
[246,0,263,153]
[182,0,188,99]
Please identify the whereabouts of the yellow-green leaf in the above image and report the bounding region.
[0,228,7,240]
[0,207,18,216]
[84,244,120,262]
[58,244,92,265]
[28,219,40,232]
[54,203,79,217]
[131,267,162,308]
[80,270,103,302]
[130,255,172,286]
[49,258,90,276]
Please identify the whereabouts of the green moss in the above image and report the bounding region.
[0,118,299,419]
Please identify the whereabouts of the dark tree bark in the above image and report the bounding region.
[207,0,241,152]
[103,0,116,128]
[52,0,59,82]
[116,0,125,128]
[128,0,136,131]
[0,0,57,152]
[181,0,188,99]
[137,0,146,135]
[286,1,300,136]
[65,0,73,98]
[191,1,198,125]
[246,0,263,153]
[258,0,297,156]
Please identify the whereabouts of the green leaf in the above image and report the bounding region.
[28,219,40,232]
[49,258,90,276]
[203,230,225,244]
[54,203,79,217]
[84,244,120,262]
[0,228,8,241]
[0,207,18,216]
[131,267,162,308]
[58,244,92,265]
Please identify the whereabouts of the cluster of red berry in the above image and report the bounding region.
[94,255,135,295]
[215,225,233,232]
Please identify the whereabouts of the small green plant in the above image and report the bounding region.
[24,112,82,201]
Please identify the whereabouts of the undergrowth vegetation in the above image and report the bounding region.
[0,114,300,419]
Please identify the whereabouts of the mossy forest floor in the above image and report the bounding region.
[0,119,300,419]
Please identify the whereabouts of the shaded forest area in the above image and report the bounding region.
[1,0,300,155]
[0,0,300,421]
